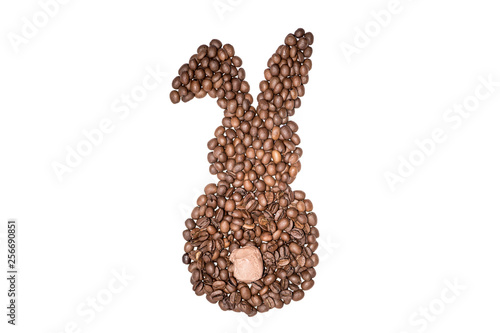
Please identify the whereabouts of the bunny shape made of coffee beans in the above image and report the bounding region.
[171,28,319,316]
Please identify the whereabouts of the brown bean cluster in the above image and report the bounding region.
[171,28,318,316]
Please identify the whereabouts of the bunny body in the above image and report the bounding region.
[172,28,319,316]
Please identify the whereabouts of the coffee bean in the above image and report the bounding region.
[297,37,308,50]
[307,212,317,226]
[269,281,281,294]
[205,262,215,275]
[182,253,191,265]
[192,269,201,282]
[185,218,196,230]
[289,274,301,285]
[277,258,290,266]
[264,175,275,187]
[239,301,252,314]
[182,229,191,241]
[194,280,204,293]
[225,199,235,212]
[286,207,298,218]
[261,232,272,242]
[220,220,230,233]
[276,218,288,230]
[264,297,275,308]
[196,217,210,228]
[263,274,276,285]
[250,295,262,307]
[300,270,312,281]
[230,291,242,305]
[211,290,224,302]
[240,286,251,300]
[219,269,229,281]
[257,304,269,313]
[257,193,267,207]
[280,125,292,140]
[296,255,306,267]
[304,199,313,211]
[245,199,258,212]
[285,34,296,46]
[170,91,180,103]
[213,280,226,290]
[289,242,302,255]
[292,290,304,301]
[290,228,304,240]
[301,280,315,291]
[280,290,292,304]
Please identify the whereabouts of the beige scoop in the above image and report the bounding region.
[229,246,263,283]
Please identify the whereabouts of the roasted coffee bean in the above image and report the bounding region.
[301,279,315,291]
[250,294,262,307]
[261,232,272,242]
[239,301,253,314]
[252,280,264,291]
[196,217,210,228]
[289,274,301,285]
[257,303,269,313]
[230,291,242,305]
[310,253,319,267]
[307,212,318,226]
[289,242,302,255]
[280,290,293,304]
[170,91,180,103]
[292,290,304,301]
[300,270,312,282]
[296,255,306,267]
[194,281,204,293]
[205,262,215,275]
[182,229,192,241]
[240,286,251,300]
[290,228,304,239]
[220,220,230,233]
[277,258,290,266]
[286,207,298,218]
[264,297,275,308]
[185,218,196,230]
[211,290,224,302]
[182,253,191,265]
[192,269,201,282]
[206,293,217,304]
[277,218,289,230]
[213,281,226,290]
[263,274,276,285]
[269,281,281,294]
[245,199,258,212]
[304,199,313,211]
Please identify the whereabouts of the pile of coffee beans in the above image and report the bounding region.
[171,28,318,316]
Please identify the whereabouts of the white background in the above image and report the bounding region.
[1,0,499,332]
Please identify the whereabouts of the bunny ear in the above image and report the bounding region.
[256,28,314,118]
[170,39,254,116]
